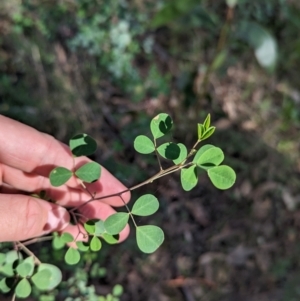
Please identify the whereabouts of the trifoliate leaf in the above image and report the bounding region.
[134,135,155,154]
[15,278,31,298]
[75,162,101,183]
[104,213,129,235]
[49,167,72,187]
[131,194,159,216]
[69,133,97,157]
[157,143,180,160]
[207,165,236,190]
[180,165,198,191]
[65,248,80,265]
[150,113,173,139]
[136,225,164,253]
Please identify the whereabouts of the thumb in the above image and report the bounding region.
[0,194,69,242]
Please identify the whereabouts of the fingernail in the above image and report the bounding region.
[42,206,70,235]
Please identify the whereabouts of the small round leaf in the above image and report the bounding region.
[15,278,31,298]
[131,194,159,216]
[0,278,11,293]
[16,256,34,278]
[180,165,198,191]
[32,263,62,290]
[173,143,188,165]
[193,144,215,164]
[90,236,102,251]
[75,162,101,183]
[94,220,105,236]
[112,284,123,296]
[49,167,72,187]
[6,250,21,263]
[0,263,14,277]
[102,233,119,244]
[134,135,155,154]
[207,165,236,190]
[196,147,224,168]
[65,247,81,265]
[104,213,129,235]
[150,113,173,139]
[69,133,97,157]
[136,225,164,254]
[61,232,74,243]
[157,143,180,160]
[84,220,96,235]
[76,241,90,252]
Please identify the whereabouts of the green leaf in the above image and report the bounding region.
[102,233,119,244]
[5,250,20,263]
[207,165,236,190]
[0,278,11,293]
[197,124,204,140]
[69,133,97,157]
[173,143,187,165]
[238,21,277,70]
[52,234,64,250]
[112,284,123,297]
[203,114,211,130]
[15,278,31,298]
[49,167,72,187]
[134,135,155,154]
[131,194,159,216]
[16,256,34,278]
[65,247,80,265]
[84,220,96,235]
[104,213,129,235]
[94,220,105,236]
[0,253,6,265]
[61,232,74,243]
[196,147,224,168]
[75,162,101,183]
[90,236,102,251]
[180,165,198,191]
[150,113,173,139]
[201,127,216,140]
[193,144,215,163]
[136,225,164,254]
[157,143,180,160]
[31,263,62,290]
[0,263,14,276]
[76,241,90,252]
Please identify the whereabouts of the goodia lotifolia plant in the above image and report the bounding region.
[0,113,236,299]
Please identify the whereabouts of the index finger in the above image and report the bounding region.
[0,115,130,206]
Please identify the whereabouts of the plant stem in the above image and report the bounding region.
[16,242,42,265]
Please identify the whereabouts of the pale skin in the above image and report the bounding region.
[0,115,130,242]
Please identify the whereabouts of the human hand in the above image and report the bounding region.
[0,115,130,242]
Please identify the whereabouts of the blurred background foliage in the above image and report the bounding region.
[1,0,300,300]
